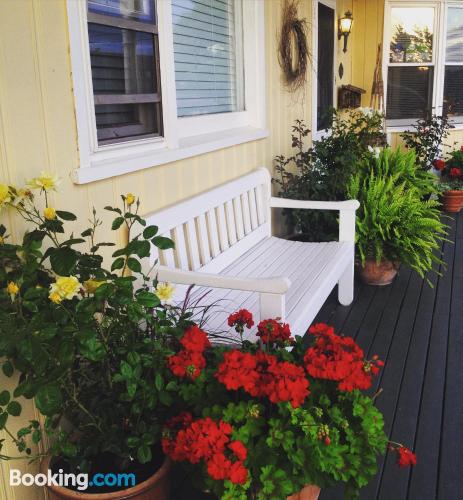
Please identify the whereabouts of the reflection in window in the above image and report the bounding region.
[390,7,434,63]
[446,7,463,62]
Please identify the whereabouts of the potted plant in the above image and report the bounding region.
[0,174,194,499]
[273,108,386,242]
[433,146,463,213]
[160,312,417,500]
[349,149,446,285]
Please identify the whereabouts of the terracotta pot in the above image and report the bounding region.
[287,484,321,500]
[40,455,171,500]
[441,190,463,213]
[358,259,399,286]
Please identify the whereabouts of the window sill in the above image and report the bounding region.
[71,126,269,184]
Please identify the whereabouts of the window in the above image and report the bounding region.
[443,6,463,122]
[312,0,336,136]
[67,0,266,183]
[172,0,244,117]
[384,1,463,128]
[87,0,163,144]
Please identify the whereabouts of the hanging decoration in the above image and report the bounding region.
[371,43,385,111]
[278,0,310,92]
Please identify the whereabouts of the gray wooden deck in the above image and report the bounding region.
[319,211,463,500]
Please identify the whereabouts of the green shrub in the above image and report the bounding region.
[273,109,386,241]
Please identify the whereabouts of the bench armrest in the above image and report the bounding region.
[271,196,359,243]
[157,265,291,294]
[270,197,360,211]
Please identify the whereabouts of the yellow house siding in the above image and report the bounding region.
[0,0,354,497]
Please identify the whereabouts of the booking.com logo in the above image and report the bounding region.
[10,468,136,491]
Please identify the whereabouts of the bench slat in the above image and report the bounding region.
[185,220,201,270]
[225,200,238,245]
[248,188,259,230]
[173,225,189,270]
[197,214,211,265]
[216,204,230,252]
[207,209,221,258]
[233,196,245,240]
[241,192,252,235]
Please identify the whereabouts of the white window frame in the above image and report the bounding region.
[67,0,267,184]
[311,0,337,141]
[383,0,463,132]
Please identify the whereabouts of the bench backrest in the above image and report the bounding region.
[145,168,272,274]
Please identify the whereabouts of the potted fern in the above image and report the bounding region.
[349,149,446,285]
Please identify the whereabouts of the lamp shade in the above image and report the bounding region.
[339,12,353,34]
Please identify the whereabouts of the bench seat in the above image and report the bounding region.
[186,237,354,340]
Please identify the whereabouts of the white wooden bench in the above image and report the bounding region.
[145,168,359,339]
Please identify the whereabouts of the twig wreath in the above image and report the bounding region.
[278,0,310,92]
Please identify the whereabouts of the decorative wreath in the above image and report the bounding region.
[278,0,310,92]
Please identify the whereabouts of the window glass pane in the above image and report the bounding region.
[386,66,434,120]
[444,66,463,119]
[446,7,463,62]
[390,7,434,63]
[95,103,160,142]
[88,0,156,23]
[88,23,157,94]
[317,2,334,131]
[172,0,244,117]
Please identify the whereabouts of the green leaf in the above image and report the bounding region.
[49,247,78,275]
[136,291,160,308]
[35,385,62,416]
[32,430,41,444]
[61,238,86,247]
[137,444,152,464]
[111,257,125,271]
[81,228,93,237]
[0,412,7,430]
[155,374,163,391]
[127,258,141,273]
[0,391,10,406]
[151,236,175,250]
[2,361,14,378]
[121,362,133,379]
[56,211,77,221]
[112,217,125,230]
[143,225,158,239]
[6,401,21,417]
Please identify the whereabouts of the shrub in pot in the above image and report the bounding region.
[0,175,196,498]
[400,114,454,172]
[348,149,447,285]
[273,108,386,242]
[433,146,463,213]
[161,313,417,500]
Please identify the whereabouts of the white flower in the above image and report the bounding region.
[155,282,175,304]
[368,145,382,158]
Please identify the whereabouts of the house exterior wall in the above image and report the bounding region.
[0,0,353,497]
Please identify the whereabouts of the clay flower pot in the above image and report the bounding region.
[441,190,463,213]
[40,455,171,500]
[358,259,399,286]
[287,484,321,500]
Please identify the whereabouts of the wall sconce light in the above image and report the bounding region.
[338,11,353,53]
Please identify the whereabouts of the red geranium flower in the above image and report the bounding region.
[162,415,249,485]
[228,309,254,330]
[168,350,206,380]
[449,167,462,178]
[433,159,446,171]
[304,323,383,391]
[180,325,211,352]
[460,145,463,152]
[257,318,293,344]
[394,446,417,468]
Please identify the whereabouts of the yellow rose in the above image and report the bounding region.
[49,292,62,304]
[0,183,12,208]
[44,207,56,220]
[6,281,19,296]
[11,187,33,206]
[27,171,61,192]
[49,276,81,302]
[84,279,105,294]
[155,282,175,304]
[126,193,136,206]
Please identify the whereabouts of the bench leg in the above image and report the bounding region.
[338,261,354,306]
[260,293,285,321]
